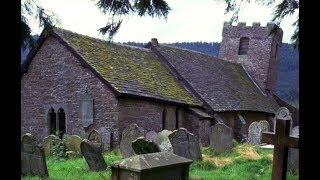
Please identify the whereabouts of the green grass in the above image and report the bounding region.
[21,150,122,180]
[190,157,271,179]
[22,145,299,180]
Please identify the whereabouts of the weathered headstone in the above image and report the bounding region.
[259,120,270,132]
[80,139,107,171]
[209,123,232,152]
[291,126,299,136]
[88,127,111,152]
[132,137,160,154]
[120,123,146,158]
[21,133,49,178]
[275,107,292,132]
[145,130,173,152]
[111,152,193,180]
[158,129,172,137]
[43,134,61,156]
[168,128,202,160]
[64,134,82,154]
[154,129,173,152]
[288,126,299,172]
[98,127,112,151]
[275,107,292,119]
[262,118,299,180]
[247,122,262,145]
[88,129,102,152]
[145,131,158,142]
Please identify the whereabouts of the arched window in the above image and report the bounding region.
[57,108,66,139]
[48,108,56,135]
[162,109,167,130]
[238,37,250,55]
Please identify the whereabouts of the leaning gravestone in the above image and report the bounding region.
[80,139,107,171]
[21,133,49,178]
[120,123,146,158]
[288,126,299,172]
[43,134,61,156]
[169,128,202,160]
[209,123,232,152]
[64,134,82,154]
[132,137,160,154]
[247,122,262,145]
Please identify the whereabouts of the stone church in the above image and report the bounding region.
[21,22,284,148]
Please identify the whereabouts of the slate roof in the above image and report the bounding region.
[189,108,214,119]
[151,45,280,113]
[32,28,202,107]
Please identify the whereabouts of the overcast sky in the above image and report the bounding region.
[28,0,298,43]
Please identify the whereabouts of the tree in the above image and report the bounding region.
[217,0,299,49]
[21,0,298,49]
[21,0,59,50]
[21,0,171,50]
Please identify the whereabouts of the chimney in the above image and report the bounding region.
[151,38,158,46]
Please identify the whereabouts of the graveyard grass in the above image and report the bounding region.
[22,144,298,180]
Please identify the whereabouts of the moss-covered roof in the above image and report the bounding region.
[53,28,201,106]
[153,45,280,113]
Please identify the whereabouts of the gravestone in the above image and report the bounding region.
[111,152,193,180]
[120,123,146,158]
[275,107,292,132]
[145,130,173,152]
[80,90,94,128]
[88,127,111,152]
[21,133,49,178]
[275,107,292,119]
[145,131,158,142]
[209,123,232,152]
[64,134,82,154]
[247,122,262,145]
[43,134,61,156]
[168,128,202,160]
[262,118,299,180]
[154,129,173,152]
[132,137,160,154]
[80,139,107,171]
[259,120,270,132]
[291,126,299,136]
[88,129,102,152]
[288,126,299,172]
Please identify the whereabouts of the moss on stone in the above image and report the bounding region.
[54,28,201,106]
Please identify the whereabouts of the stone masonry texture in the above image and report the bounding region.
[218,22,283,95]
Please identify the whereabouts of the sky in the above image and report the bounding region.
[28,0,298,43]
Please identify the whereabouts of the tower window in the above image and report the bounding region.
[238,37,250,55]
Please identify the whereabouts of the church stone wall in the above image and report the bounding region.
[218,22,283,95]
[21,37,120,147]
[118,99,170,134]
[117,98,191,133]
